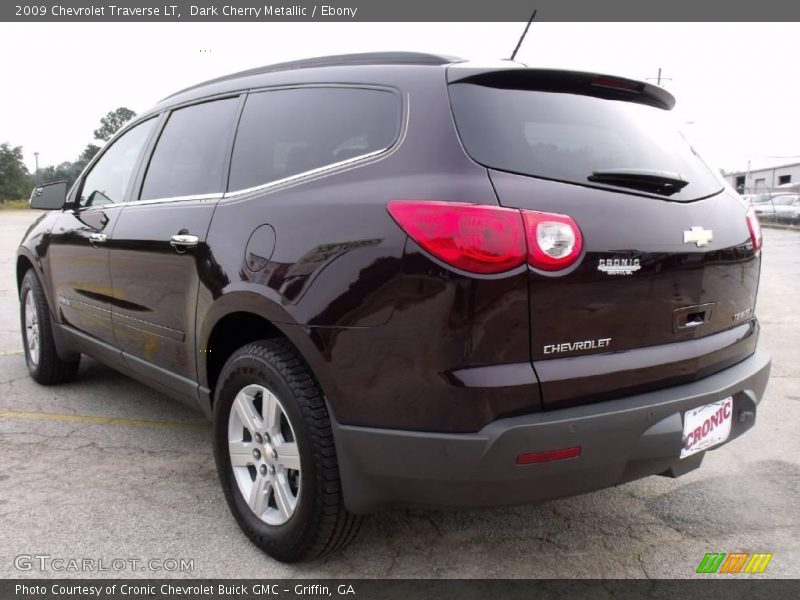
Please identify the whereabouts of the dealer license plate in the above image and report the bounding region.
[680,397,733,458]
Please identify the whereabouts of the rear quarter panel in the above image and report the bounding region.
[200,67,539,431]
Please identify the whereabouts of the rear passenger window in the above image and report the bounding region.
[228,87,400,191]
[140,97,238,200]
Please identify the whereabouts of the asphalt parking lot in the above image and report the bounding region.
[0,209,798,579]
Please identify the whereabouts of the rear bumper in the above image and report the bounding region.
[332,349,771,514]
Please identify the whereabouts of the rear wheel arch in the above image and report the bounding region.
[200,294,339,415]
[203,310,287,397]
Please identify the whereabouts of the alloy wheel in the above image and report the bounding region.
[227,384,302,526]
[23,290,39,366]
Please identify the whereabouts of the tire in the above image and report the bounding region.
[19,269,80,384]
[212,339,362,562]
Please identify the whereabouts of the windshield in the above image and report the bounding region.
[449,82,723,201]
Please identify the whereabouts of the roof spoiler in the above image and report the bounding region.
[447,66,676,110]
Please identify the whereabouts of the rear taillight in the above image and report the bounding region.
[387,201,583,274]
[387,201,526,274]
[746,207,762,252]
[522,211,584,271]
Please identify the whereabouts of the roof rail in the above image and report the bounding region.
[162,52,463,100]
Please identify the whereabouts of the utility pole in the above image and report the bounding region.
[34,152,39,174]
[746,159,751,194]
[646,67,672,87]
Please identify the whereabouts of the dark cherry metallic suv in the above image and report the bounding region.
[17,52,771,562]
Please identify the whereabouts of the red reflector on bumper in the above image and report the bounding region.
[516,446,581,465]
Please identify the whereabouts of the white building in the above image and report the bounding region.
[724,160,800,194]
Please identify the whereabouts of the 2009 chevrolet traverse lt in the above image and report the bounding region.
[17,53,771,562]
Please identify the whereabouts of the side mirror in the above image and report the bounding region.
[29,181,68,210]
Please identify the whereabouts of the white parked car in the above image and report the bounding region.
[754,194,800,223]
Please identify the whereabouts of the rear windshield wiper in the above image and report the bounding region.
[588,168,689,196]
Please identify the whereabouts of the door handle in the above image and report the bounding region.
[89,232,108,245]
[673,303,715,332]
[682,318,705,328]
[170,234,199,253]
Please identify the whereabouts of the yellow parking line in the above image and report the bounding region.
[0,350,23,356]
[0,410,209,430]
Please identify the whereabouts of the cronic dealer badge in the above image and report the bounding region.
[598,258,641,275]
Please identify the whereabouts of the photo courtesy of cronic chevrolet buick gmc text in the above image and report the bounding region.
[17,53,771,562]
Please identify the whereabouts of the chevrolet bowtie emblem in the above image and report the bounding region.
[683,226,713,247]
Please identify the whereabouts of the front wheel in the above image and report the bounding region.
[212,339,361,562]
[19,269,80,384]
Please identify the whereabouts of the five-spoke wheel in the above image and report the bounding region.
[228,384,301,525]
[23,288,40,366]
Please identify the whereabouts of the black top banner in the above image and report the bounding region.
[4,0,800,22]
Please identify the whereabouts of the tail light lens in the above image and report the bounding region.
[387,201,526,274]
[523,211,584,271]
[387,201,583,274]
[745,207,762,252]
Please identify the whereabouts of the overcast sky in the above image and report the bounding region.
[1,22,798,174]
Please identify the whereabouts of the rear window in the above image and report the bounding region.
[229,87,401,192]
[449,82,722,201]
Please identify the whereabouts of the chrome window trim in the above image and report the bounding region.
[223,148,387,199]
[125,193,223,207]
[76,193,223,210]
[75,202,125,212]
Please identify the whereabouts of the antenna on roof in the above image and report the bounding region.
[509,8,537,61]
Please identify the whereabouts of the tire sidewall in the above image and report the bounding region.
[213,350,319,556]
[20,272,43,379]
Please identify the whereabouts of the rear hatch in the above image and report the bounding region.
[448,68,762,409]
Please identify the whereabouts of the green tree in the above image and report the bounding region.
[7,109,135,200]
[71,143,101,178]
[93,107,136,142]
[0,143,31,200]
[79,144,101,164]
[29,144,102,191]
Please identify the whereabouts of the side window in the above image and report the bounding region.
[140,97,239,200]
[79,119,156,208]
[228,87,401,191]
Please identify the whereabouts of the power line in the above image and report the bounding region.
[646,67,672,87]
